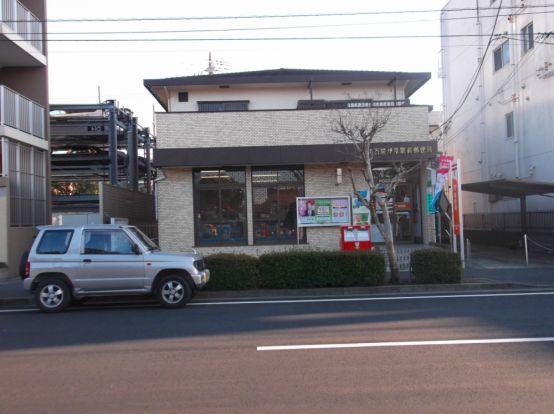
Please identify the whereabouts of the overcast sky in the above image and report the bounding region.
[47,0,448,130]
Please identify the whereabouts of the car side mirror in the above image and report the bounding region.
[131,243,141,255]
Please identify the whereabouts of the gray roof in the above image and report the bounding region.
[144,68,431,111]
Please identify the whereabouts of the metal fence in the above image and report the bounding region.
[8,139,47,226]
[0,85,45,139]
[464,211,554,232]
[0,0,43,53]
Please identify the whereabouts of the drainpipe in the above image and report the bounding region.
[308,80,313,100]
[510,12,521,178]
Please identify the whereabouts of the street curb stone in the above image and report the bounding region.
[1,281,549,309]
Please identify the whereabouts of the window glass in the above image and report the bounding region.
[83,230,135,254]
[127,227,158,251]
[522,23,534,54]
[506,112,514,138]
[494,41,510,71]
[194,168,247,246]
[252,166,305,245]
[37,230,73,254]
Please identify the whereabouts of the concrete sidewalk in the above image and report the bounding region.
[2,243,552,308]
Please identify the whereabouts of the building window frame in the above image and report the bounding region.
[522,22,534,54]
[251,166,306,245]
[494,41,510,72]
[193,167,247,247]
[178,92,189,102]
[197,101,249,112]
[505,112,514,139]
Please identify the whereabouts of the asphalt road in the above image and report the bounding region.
[1,291,554,413]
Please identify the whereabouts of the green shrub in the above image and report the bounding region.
[258,250,385,289]
[410,248,462,284]
[204,253,259,290]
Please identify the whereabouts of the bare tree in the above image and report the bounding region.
[332,108,417,283]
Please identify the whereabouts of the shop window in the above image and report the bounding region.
[193,168,247,246]
[252,166,305,244]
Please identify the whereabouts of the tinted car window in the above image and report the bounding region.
[83,230,135,254]
[37,230,73,254]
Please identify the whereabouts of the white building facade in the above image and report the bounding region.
[441,0,554,219]
[145,69,438,255]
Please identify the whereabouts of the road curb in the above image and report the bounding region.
[1,282,552,309]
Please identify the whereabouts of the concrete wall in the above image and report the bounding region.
[167,83,398,112]
[100,183,156,224]
[156,106,430,149]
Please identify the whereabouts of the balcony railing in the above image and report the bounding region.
[297,99,411,110]
[1,0,43,53]
[0,85,45,139]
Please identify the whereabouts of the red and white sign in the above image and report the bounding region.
[451,161,460,236]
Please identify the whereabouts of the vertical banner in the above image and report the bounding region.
[426,168,436,215]
[431,155,454,212]
[451,161,460,236]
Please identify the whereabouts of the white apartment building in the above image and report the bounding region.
[144,68,438,255]
[0,0,48,278]
[441,0,554,227]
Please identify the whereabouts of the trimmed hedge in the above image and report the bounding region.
[258,250,386,289]
[203,253,259,290]
[410,248,462,284]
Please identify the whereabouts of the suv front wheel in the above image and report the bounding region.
[35,279,71,313]
[156,274,192,308]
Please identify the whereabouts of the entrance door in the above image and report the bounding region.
[394,184,414,242]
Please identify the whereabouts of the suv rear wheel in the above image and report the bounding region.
[156,274,192,308]
[35,279,71,313]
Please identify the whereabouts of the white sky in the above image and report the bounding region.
[46,0,448,130]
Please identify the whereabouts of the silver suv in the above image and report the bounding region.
[23,224,210,312]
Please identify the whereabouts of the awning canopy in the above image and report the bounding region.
[461,179,554,198]
[461,178,554,234]
[153,141,437,168]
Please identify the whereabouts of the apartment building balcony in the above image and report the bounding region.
[0,85,46,148]
[0,0,46,67]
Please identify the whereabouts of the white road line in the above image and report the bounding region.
[191,291,554,306]
[257,337,554,351]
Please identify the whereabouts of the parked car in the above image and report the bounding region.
[22,224,209,312]
[51,145,125,166]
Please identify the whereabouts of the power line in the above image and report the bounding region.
[30,4,554,23]
[440,1,504,130]
[6,32,550,44]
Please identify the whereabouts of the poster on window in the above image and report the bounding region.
[296,196,351,227]
[352,190,370,225]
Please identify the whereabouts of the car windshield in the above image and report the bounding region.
[127,226,159,251]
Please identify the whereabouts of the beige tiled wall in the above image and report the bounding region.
[156,106,430,149]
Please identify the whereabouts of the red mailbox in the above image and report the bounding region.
[340,225,372,251]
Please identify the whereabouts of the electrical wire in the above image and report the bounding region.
[21,4,554,23]
[440,1,504,131]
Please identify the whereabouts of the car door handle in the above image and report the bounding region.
[83,259,92,263]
